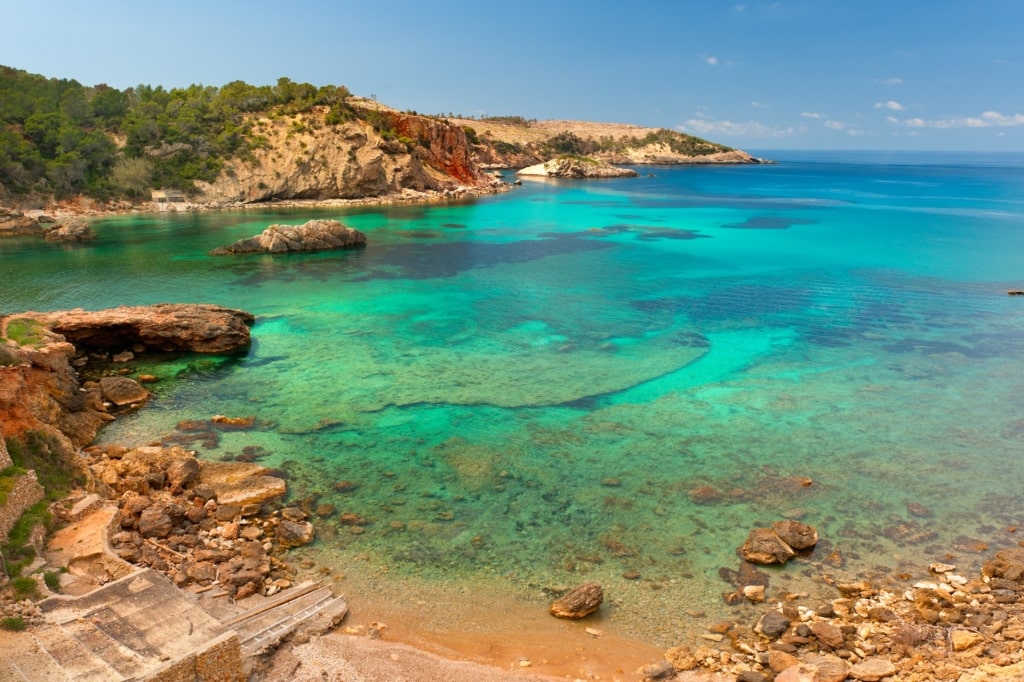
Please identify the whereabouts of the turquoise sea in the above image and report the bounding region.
[4,150,1024,645]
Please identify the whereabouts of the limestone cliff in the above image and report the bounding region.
[451,117,764,169]
[194,104,496,206]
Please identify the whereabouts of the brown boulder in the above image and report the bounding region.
[122,495,153,517]
[771,520,818,550]
[810,621,844,649]
[98,376,149,406]
[804,655,850,682]
[549,582,603,619]
[848,658,896,681]
[739,527,797,565]
[198,460,287,507]
[277,519,315,548]
[138,505,174,538]
[167,457,200,490]
[983,548,1024,583]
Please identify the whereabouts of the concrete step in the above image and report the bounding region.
[227,584,347,658]
[32,624,125,682]
[64,617,148,678]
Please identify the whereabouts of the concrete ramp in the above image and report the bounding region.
[220,581,349,659]
[25,568,242,682]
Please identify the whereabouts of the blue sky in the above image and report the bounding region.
[3,0,1023,150]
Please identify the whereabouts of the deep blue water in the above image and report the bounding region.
[3,150,1024,642]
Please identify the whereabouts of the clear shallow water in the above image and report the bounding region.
[4,151,1024,644]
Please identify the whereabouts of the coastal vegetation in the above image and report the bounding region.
[0,65,745,209]
[3,317,48,348]
[1,499,51,579]
[0,466,28,506]
[4,432,82,501]
[0,65,355,201]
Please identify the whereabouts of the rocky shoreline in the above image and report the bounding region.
[0,183,513,237]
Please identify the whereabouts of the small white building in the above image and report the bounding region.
[151,189,188,211]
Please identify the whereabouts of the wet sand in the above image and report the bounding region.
[285,549,667,680]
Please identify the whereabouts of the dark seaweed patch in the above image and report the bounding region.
[399,231,441,239]
[720,216,818,230]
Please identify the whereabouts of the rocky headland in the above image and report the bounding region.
[211,219,367,255]
[191,100,501,208]
[0,89,764,225]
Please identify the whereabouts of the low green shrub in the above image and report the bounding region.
[5,318,48,347]
[43,571,60,592]
[1,616,26,631]
[10,576,38,599]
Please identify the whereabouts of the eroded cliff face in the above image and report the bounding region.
[193,108,492,206]
[0,340,106,460]
[0,305,254,466]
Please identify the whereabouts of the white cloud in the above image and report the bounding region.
[824,120,846,130]
[704,55,719,66]
[899,110,1024,129]
[800,111,825,119]
[874,77,904,85]
[678,119,796,138]
[751,101,769,108]
[874,100,905,111]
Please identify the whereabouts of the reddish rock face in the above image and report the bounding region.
[388,113,486,186]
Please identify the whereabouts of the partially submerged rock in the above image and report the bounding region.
[0,208,41,236]
[212,219,367,255]
[739,521,818,565]
[550,582,603,619]
[99,376,149,406]
[517,157,639,179]
[43,219,95,242]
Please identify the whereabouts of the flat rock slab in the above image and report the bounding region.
[849,657,896,681]
[27,303,254,353]
[199,460,287,507]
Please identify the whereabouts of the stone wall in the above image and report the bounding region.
[144,632,244,682]
[0,469,45,543]
[0,428,10,469]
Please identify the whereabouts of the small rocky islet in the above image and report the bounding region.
[210,219,367,255]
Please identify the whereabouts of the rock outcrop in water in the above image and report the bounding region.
[42,219,95,242]
[0,207,41,235]
[26,303,255,354]
[738,520,819,565]
[517,157,639,179]
[211,219,366,255]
